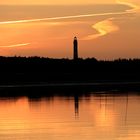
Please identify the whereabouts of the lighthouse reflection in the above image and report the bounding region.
[74,94,79,118]
[73,93,130,125]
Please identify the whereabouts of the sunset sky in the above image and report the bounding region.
[0,0,140,59]
[0,0,139,5]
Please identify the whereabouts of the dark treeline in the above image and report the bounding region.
[0,56,140,85]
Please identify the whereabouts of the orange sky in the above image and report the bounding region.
[0,0,139,5]
[0,0,116,5]
[0,0,140,59]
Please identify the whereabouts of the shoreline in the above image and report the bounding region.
[0,81,139,96]
[0,81,139,91]
[0,81,140,88]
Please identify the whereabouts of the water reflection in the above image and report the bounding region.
[125,94,129,125]
[74,95,79,118]
[0,92,140,140]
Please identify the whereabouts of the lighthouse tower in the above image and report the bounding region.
[73,37,78,60]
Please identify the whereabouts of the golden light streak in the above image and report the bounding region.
[0,13,125,25]
[83,18,119,40]
[0,43,30,48]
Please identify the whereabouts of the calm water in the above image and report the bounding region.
[0,91,140,140]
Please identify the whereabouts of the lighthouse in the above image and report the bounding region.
[73,37,78,60]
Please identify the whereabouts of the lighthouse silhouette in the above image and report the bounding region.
[73,37,78,60]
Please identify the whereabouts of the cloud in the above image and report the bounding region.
[0,43,30,48]
[82,18,119,40]
[82,0,140,40]
[0,0,139,46]
[0,0,139,25]
[116,0,140,12]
